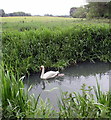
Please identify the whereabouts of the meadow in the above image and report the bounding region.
[1,16,111,118]
[2,16,110,32]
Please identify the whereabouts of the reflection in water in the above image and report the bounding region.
[63,61,110,77]
[24,62,111,109]
[42,81,45,90]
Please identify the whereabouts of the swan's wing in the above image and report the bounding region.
[43,71,59,79]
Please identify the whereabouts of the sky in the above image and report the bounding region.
[1,0,88,16]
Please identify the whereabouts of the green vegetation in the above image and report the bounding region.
[70,2,111,18]
[1,16,111,118]
[0,9,31,17]
[1,66,57,119]
[1,66,111,118]
[2,17,111,75]
[59,83,111,118]
[2,16,74,32]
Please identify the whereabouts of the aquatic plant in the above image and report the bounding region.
[58,83,110,118]
[1,66,57,119]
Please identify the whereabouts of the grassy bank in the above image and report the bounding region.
[2,18,111,75]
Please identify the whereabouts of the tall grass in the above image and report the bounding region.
[1,65,57,118]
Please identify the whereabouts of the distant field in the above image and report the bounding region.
[1,16,110,32]
[2,16,74,22]
[2,16,75,31]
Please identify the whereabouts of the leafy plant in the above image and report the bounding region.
[58,83,110,118]
[2,20,111,75]
[1,65,57,119]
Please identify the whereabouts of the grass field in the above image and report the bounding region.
[2,16,110,32]
[2,16,74,32]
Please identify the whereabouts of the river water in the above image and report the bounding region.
[24,61,111,109]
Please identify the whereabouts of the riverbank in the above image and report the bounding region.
[2,17,111,76]
[1,17,111,118]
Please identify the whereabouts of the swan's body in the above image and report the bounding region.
[40,65,59,79]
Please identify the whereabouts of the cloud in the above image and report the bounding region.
[0,0,87,15]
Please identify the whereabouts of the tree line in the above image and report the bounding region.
[1,2,111,18]
[0,9,31,17]
[70,2,111,18]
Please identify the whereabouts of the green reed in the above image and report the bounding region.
[1,66,57,119]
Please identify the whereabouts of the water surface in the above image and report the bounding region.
[24,62,111,109]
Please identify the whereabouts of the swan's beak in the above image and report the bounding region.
[40,67,42,70]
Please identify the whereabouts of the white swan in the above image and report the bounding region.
[40,65,59,79]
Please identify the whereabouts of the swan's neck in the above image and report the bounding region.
[41,67,45,78]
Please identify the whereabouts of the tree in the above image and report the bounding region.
[86,2,110,18]
[44,14,53,16]
[70,7,87,18]
[0,9,5,17]
[70,2,111,19]
[5,12,31,17]
[70,7,77,17]
[71,7,87,18]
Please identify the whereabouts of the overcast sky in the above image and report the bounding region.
[1,0,88,15]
